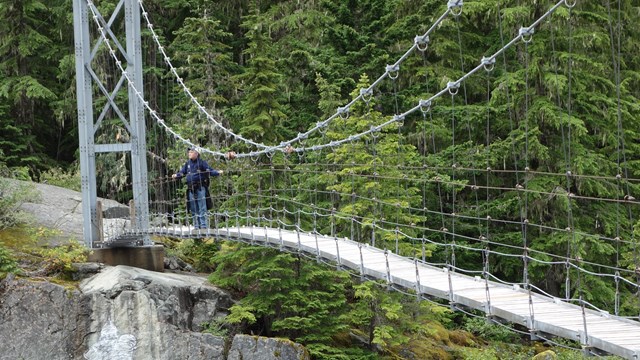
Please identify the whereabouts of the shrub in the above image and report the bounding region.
[39,166,81,191]
[0,178,39,230]
[0,244,19,279]
[174,238,220,272]
[463,317,519,343]
[38,239,88,276]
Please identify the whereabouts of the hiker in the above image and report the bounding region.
[172,148,232,229]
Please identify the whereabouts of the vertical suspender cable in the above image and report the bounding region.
[521,29,535,336]
[455,13,482,234]
[606,0,635,318]
[450,87,458,270]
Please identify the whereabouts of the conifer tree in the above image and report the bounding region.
[209,243,353,358]
[229,2,287,144]
[0,0,58,171]
[296,74,424,256]
[170,12,236,147]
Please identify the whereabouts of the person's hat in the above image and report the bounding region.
[187,147,200,154]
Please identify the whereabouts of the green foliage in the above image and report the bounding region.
[200,317,230,337]
[0,179,39,230]
[209,242,354,357]
[463,317,518,343]
[348,280,459,355]
[0,0,64,173]
[0,244,19,279]
[37,239,88,276]
[39,166,81,191]
[1,0,640,354]
[169,13,237,148]
[292,74,425,255]
[172,238,221,272]
[225,303,257,325]
[229,4,288,144]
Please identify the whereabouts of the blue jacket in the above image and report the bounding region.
[175,158,220,186]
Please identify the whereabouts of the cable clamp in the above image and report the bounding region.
[394,114,405,125]
[447,0,464,16]
[519,27,534,43]
[317,120,328,135]
[370,125,380,139]
[414,35,430,52]
[360,88,373,103]
[481,56,496,72]
[419,99,432,113]
[337,106,350,119]
[386,64,400,80]
[447,81,460,96]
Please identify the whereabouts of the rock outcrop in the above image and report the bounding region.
[0,265,309,360]
[11,179,129,246]
[228,335,310,360]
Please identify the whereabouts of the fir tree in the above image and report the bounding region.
[209,243,352,358]
[229,3,287,144]
[0,0,58,172]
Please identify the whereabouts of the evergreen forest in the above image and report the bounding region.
[1,0,639,359]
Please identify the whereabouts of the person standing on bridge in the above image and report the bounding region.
[171,147,233,229]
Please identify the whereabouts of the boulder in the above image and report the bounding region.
[0,266,309,360]
[10,179,129,246]
[228,335,310,360]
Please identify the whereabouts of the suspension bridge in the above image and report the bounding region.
[72,0,640,357]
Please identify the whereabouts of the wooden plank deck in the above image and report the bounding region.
[129,225,640,359]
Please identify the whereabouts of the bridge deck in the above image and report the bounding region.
[126,226,640,359]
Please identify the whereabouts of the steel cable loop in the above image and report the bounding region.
[136,0,452,156]
[132,0,571,160]
[414,35,430,52]
[447,0,464,17]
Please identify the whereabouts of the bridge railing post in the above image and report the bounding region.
[358,243,365,281]
[334,237,341,270]
[384,249,391,286]
[96,200,104,244]
[414,258,421,302]
[129,200,136,228]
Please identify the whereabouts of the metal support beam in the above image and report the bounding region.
[73,0,150,247]
[73,0,98,248]
[125,0,150,244]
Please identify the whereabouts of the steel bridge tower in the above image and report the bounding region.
[72,0,150,248]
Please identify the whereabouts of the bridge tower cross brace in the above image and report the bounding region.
[73,0,150,248]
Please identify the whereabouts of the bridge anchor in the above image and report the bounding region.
[88,244,165,272]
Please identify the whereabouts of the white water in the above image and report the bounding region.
[84,320,136,360]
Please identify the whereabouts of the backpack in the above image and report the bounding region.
[197,159,213,210]
[205,187,213,210]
